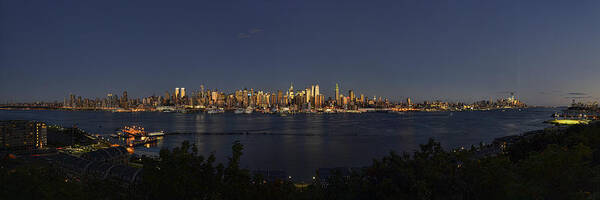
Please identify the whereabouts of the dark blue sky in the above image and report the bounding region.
[1,0,599,106]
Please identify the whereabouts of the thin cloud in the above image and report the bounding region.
[496,91,515,95]
[248,28,263,34]
[564,96,593,99]
[539,90,562,95]
[237,28,263,39]
[237,33,251,39]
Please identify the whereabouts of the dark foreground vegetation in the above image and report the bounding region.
[2,123,599,199]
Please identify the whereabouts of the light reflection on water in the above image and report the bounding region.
[0,108,558,181]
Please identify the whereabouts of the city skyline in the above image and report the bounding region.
[0,80,590,107]
[4,82,527,105]
[2,1,600,106]
[14,81,527,114]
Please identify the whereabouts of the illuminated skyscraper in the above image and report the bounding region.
[122,91,128,108]
[181,88,186,98]
[335,83,340,104]
[175,88,180,99]
[289,83,294,99]
[277,90,283,105]
[69,94,75,107]
[107,93,114,107]
[315,84,320,97]
[304,88,312,103]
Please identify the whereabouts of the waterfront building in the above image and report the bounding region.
[0,120,47,151]
[181,88,186,98]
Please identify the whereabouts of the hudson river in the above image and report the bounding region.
[0,108,558,180]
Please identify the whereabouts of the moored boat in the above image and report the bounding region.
[244,107,254,114]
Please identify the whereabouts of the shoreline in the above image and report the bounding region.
[1,106,532,113]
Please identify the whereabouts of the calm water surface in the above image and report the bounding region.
[0,108,557,180]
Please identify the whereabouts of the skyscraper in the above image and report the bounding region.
[122,91,128,108]
[305,88,311,103]
[175,88,180,99]
[289,83,294,99]
[277,90,283,105]
[69,94,75,107]
[181,88,186,98]
[315,84,320,97]
[107,93,114,107]
[335,83,340,104]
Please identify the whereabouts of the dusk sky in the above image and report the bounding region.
[1,0,599,106]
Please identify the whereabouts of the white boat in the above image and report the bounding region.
[279,107,290,113]
[207,108,224,114]
[148,131,165,137]
[234,108,244,114]
[244,107,253,114]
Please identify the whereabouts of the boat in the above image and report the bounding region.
[207,108,224,114]
[118,126,165,138]
[114,125,164,147]
[545,119,590,125]
[234,108,244,114]
[244,107,254,114]
[279,107,290,113]
[147,131,165,137]
[156,106,176,113]
[121,125,146,137]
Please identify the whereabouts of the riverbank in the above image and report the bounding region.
[1,105,531,114]
[1,108,558,180]
[3,120,597,199]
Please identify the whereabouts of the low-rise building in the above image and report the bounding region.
[42,153,142,185]
[81,146,129,164]
[0,120,47,151]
